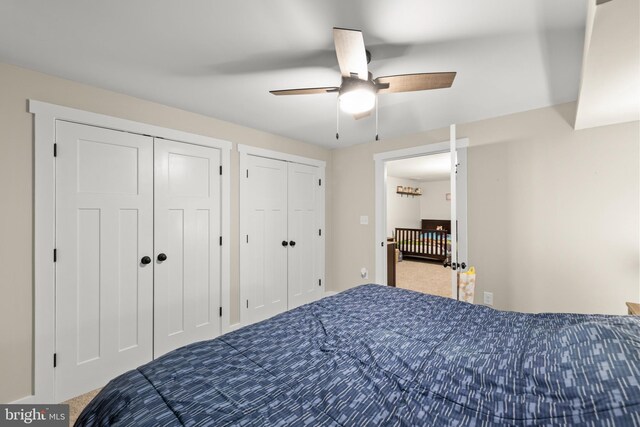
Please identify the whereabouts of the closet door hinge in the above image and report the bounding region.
[318,279,322,287]
[53,143,57,157]
[53,249,57,262]
[246,300,249,309]
[219,165,222,175]
[318,229,322,236]
[318,178,321,186]
[219,236,223,246]
[246,235,249,243]
[246,169,249,178]
[53,353,57,368]
[219,307,222,317]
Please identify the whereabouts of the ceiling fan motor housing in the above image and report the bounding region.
[339,74,377,96]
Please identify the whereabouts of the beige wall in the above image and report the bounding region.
[386,176,421,237]
[419,180,451,220]
[1,61,638,404]
[331,103,639,314]
[0,62,332,403]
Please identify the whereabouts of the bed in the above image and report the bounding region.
[395,219,451,262]
[77,285,640,426]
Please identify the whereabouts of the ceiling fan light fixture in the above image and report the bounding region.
[339,87,376,115]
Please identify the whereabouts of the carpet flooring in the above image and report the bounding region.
[63,388,101,426]
[395,259,452,298]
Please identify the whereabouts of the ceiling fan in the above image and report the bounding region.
[270,27,457,136]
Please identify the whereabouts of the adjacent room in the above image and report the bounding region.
[385,153,454,298]
[1,0,639,426]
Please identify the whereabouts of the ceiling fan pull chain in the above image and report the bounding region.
[336,97,340,140]
[375,96,379,141]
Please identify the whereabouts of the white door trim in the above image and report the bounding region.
[29,100,231,404]
[238,144,326,168]
[374,138,469,286]
[239,148,326,328]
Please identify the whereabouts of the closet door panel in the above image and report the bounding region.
[287,163,323,308]
[55,121,154,402]
[241,155,288,325]
[154,139,221,357]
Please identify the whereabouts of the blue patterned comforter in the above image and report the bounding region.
[77,285,640,426]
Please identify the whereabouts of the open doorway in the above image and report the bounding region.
[386,153,453,297]
[374,138,468,300]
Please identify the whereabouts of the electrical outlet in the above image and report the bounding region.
[360,268,368,279]
[483,292,494,306]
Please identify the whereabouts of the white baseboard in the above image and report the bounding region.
[226,322,244,332]
[10,394,36,404]
[323,291,339,297]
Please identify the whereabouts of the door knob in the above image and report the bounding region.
[443,259,450,268]
[157,253,167,262]
[140,256,151,265]
[289,241,296,247]
[460,262,467,270]
[282,241,289,247]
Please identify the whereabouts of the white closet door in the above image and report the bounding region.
[241,155,288,325]
[55,121,154,402]
[287,162,324,309]
[154,139,221,357]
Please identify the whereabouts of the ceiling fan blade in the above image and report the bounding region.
[333,27,369,80]
[353,111,372,120]
[270,87,339,96]
[375,72,456,94]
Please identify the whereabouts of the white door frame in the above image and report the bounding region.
[373,138,469,290]
[237,144,326,328]
[28,100,231,404]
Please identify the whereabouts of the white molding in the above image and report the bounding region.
[226,323,244,333]
[220,146,232,335]
[374,138,469,286]
[373,139,468,162]
[237,144,326,168]
[10,395,37,405]
[29,101,232,151]
[238,150,249,329]
[29,100,232,403]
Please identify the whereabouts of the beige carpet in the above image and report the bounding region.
[63,388,101,426]
[396,259,451,298]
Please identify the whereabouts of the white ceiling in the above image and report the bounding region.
[0,0,586,148]
[386,153,451,182]
[575,0,640,129]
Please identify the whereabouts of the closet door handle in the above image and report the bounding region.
[157,253,167,262]
[282,241,289,247]
[140,256,151,265]
[289,241,296,247]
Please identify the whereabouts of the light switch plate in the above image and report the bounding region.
[360,215,369,225]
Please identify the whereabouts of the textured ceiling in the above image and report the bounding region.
[0,0,587,147]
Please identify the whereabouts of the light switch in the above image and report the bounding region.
[360,215,369,225]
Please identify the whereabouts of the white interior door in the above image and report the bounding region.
[450,126,458,298]
[450,125,469,299]
[154,139,221,357]
[287,162,324,309]
[55,121,154,401]
[241,155,288,325]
